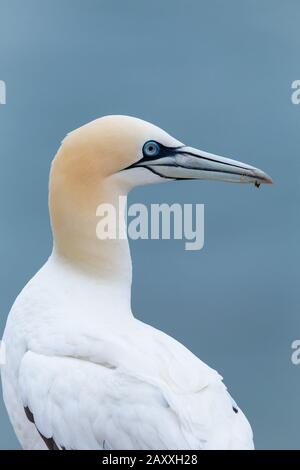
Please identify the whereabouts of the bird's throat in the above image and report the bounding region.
[49,162,132,286]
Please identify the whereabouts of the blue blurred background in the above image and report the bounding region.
[0,0,299,449]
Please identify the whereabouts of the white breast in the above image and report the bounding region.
[1,255,254,450]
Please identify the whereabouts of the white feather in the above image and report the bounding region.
[1,255,253,450]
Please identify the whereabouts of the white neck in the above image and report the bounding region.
[46,249,133,322]
[49,167,133,289]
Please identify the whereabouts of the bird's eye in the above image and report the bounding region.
[143,141,160,158]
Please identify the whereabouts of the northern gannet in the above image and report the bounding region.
[1,115,272,450]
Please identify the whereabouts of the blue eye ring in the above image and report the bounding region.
[143,141,160,158]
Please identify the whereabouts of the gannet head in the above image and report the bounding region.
[49,115,272,275]
[55,115,272,190]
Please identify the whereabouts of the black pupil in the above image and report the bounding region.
[148,146,154,152]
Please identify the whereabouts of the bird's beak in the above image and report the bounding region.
[133,146,273,187]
